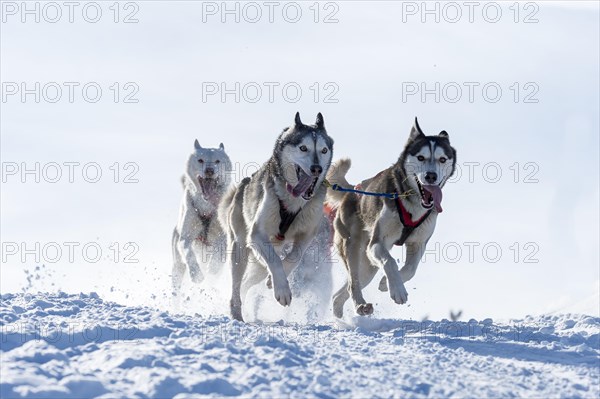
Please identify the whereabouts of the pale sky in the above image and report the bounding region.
[1,1,598,321]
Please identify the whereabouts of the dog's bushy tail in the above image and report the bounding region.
[325,158,353,208]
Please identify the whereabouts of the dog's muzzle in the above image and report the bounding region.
[198,175,220,203]
[286,165,320,200]
[415,175,443,212]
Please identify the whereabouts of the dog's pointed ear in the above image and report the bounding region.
[315,112,325,129]
[409,117,425,142]
[194,139,202,150]
[219,142,225,150]
[438,131,449,139]
[294,112,302,126]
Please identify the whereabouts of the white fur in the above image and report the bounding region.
[327,123,455,318]
[405,142,453,187]
[172,141,232,295]
[219,115,334,321]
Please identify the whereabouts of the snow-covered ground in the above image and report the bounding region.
[1,292,598,398]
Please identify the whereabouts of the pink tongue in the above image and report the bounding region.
[423,184,443,213]
[287,173,313,197]
[200,180,218,203]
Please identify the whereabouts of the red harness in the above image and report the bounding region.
[395,197,431,228]
[354,182,431,246]
[394,195,432,246]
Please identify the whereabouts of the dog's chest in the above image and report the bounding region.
[403,215,437,244]
[189,193,222,240]
[377,203,437,247]
[190,195,217,217]
[266,199,322,245]
[282,204,319,237]
[256,182,325,243]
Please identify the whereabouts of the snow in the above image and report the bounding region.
[1,292,598,398]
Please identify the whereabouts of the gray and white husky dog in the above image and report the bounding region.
[219,112,334,321]
[326,118,456,318]
[172,140,232,295]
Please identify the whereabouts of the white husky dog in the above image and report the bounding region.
[172,140,232,295]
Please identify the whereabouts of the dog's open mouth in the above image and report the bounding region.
[414,175,443,213]
[198,177,219,202]
[286,165,319,200]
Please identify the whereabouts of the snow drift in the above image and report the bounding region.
[1,292,598,398]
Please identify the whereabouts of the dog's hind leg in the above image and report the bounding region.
[240,260,269,319]
[349,249,378,316]
[332,234,350,318]
[229,238,248,322]
[378,275,388,292]
[332,282,350,319]
[224,179,250,321]
[338,233,378,317]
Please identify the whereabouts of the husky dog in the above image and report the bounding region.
[172,140,232,294]
[219,112,334,321]
[326,118,456,318]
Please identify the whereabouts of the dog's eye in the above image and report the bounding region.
[439,157,447,164]
[321,148,328,154]
[299,145,308,152]
[198,159,204,163]
[417,155,425,162]
[215,160,220,164]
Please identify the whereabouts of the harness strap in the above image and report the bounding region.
[276,199,300,241]
[394,195,432,246]
[331,183,400,199]
[324,178,415,200]
[196,212,213,243]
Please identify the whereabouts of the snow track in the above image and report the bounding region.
[1,292,598,398]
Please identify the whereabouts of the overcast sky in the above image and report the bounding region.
[1,1,598,320]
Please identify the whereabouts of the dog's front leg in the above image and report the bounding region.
[228,236,248,321]
[178,196,204,283]
[178,236,204,284]
[265,231,316,289]
[367,218,409,305]
[249,227,292,306]
[399,241,428,283]
[377,241,428,293]
[368,241,408,304]
[281,232,315,276]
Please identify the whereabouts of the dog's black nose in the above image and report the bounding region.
[205,167,215,177]
[310,165,323,176]
[425,172,437,184]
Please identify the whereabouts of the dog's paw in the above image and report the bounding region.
[230,304,244,322]
[273,279,292,307]
[189,266,204,284]
[390,282,408,304]
[231,311,244,322]
[378,275,388,292]
[356,303,374,315]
